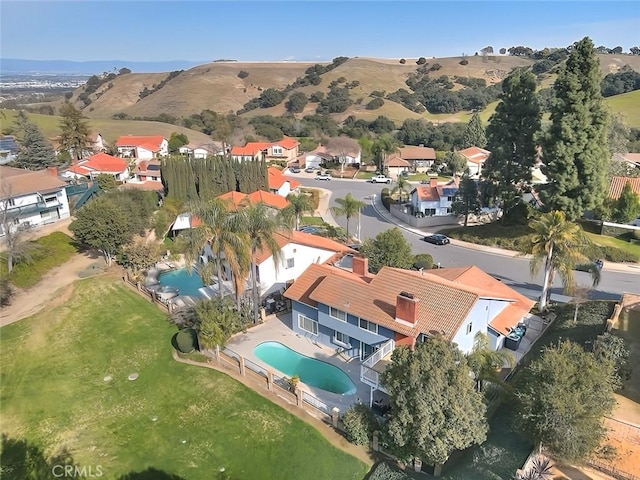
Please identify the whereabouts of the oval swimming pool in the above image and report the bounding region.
[254,341,357,395]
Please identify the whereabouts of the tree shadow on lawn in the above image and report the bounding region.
[117,468,186,480]
[0,434,75,480]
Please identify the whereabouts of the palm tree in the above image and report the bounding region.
[516,455,553,480]
[183,198,248,301]
[284,192,315,230]
[330,193,366,239]
[528,211,600,311]
[240,202,286,323]
[391,176,411,204]
[466,332,515,393]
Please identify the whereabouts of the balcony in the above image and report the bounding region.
[360,338,394,392]
[6,200,62,219]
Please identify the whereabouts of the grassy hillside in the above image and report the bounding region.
[0,109,213,145]
[605,90,640,128]
[39,54,640,128]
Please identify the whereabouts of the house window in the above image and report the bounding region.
[424,208,436,216]
[466,322,473,335]
[359,318,378,334]
[330,307,347,322]
[298,315,318,335]
[272,146,283,156]
[286,258,294,269]
[417,333,428,343]
[334,331,350,346]
[446,208,452,214]
[44,195,57,203]
[447,196,453,202]
[8,199,15,207]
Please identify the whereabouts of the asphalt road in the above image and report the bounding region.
[294,175,639,302]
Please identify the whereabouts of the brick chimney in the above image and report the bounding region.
[430,177,438,187]
[395,291,419,326]
[46,166,58,177]
[352,255,369,276]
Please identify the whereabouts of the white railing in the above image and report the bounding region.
[362,339,395,368]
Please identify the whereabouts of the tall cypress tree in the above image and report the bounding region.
[538,37,609,220]
[13,122,56,170]
[482,69,541,214]
[58,102,93,162]
[463,112,487,148]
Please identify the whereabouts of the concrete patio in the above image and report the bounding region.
[226,313,370,414]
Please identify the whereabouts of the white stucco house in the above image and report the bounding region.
[63,153,130,181]
[179,142,224,159]
[115,135,168,159]
[268,167,300,197]
[252,231,356,297]
[459,146,491,177]
[0,166,71,235]
[409,177,459,217]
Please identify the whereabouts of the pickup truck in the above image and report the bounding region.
[369,174,392,184]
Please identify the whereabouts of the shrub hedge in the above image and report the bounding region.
[342,403,379,445]
[176,329,197,353]
[366,462,410,480]
[413,253,434,270]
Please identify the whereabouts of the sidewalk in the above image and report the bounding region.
[369,193,640,275]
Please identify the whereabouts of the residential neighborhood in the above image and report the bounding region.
[1,12,640,480]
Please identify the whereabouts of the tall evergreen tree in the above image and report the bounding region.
[482,69,541,214]
[538,37,609,220]
[451,174,481,227]
[58,102,93,162]
[462,112,487,148]
[13,123,56,170]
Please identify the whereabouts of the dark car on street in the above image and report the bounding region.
[422,234,450,245]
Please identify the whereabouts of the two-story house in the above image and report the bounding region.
[459,146,491,177]
[284,258,534,404]
[268,167,300,197]
[398,145,437,172]
[409,177,459,217]
[230,137,300,163]
[123,160,165,192]
[115,135,169,159]
[0,166,71,235]
[63,153,130,181]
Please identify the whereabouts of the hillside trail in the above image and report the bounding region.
[0,250,101,327]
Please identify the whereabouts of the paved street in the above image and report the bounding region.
[290,174,639,302]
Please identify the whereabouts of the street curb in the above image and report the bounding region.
[370,194,640,274]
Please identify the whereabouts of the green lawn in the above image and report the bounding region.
[604,90,640,128]
[407,173,452,183]
[356,171,376,180]
[585,232,640,259]
[0,277,367,480]
[300,216,324,226]
[0,232,80,288]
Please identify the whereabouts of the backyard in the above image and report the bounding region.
[0,277,368,480]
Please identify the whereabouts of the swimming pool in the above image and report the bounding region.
[158,268,205,297]
[254,341,357,395]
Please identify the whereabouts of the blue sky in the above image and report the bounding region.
[1,1,639,61]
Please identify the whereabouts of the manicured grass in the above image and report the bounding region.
[300,216,324,226]
[585,232,640,260]
[604,90,640,128]
[0,277,367,480]
[407,173,452,183]
[0,232,80,288]
[356,171,376,180]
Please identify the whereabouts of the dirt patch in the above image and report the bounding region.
[0,251,103,327]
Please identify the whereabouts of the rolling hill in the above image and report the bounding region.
[38,53,640,128]
[0,109,213,146]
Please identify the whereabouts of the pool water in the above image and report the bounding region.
[158,268,205,297]
[254,341,357,395]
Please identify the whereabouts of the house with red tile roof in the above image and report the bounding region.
[608,176,640,200]
[459,146,491,176]
[230,137,299,163]
[123,159,164,192]
[115,135,168,159]
[268,167,300,196]
[303,137,361,170]
[63,153,130,181]
[409,177,459,217]
[217,189,290,210]
[0,165,71,235]
[385,155,410,179]
[284,259,534,398]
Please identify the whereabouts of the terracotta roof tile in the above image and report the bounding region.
[459,146,491,164]
[217,190,290,211]
[284,263,367,307]
[411,185,440,201]
[273,136,299,150]
[268,167,300,190]
[386,155,410,167]
[253,231,355,265]
[115,135,165,152]
[608,176,640,200]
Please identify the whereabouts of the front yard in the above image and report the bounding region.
[0,277,368,480]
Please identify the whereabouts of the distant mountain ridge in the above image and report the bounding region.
[0,58,205,74]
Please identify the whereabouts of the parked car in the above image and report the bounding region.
[369,174,392,184]
[315,172,332,181]
[305,167,315,173]
[289,166,300,173]
[422,234,450,245]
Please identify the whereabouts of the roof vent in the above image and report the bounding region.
[399,291,414,299]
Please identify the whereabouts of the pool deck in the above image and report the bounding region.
[226,314,371,414]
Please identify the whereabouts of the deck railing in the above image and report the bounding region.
[360,339,394,391]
